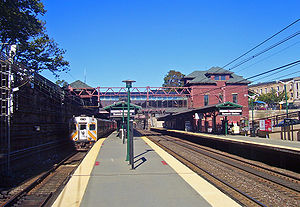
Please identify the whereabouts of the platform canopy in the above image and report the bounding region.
[158,101,243,121]
[103,101,142,118]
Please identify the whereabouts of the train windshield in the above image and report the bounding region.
[80,124,87,130]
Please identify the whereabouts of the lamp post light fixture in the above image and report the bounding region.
[277,80,294,118]
[122,80,135,163]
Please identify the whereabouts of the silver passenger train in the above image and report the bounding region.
[69,115,116,149]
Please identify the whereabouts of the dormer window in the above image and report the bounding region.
[214,75,226,80]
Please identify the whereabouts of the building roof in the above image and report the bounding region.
[103,101,142,111]
[249,77,295,88]
[183,67,250,85]
[226,73,250,84]
[205,67,234,74]
[69,80,92,88]
[157,101,243,121]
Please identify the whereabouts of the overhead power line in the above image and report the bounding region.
[222,19,300,68]
[228,32,300,71]
[192,60,300,97]
[251,62,300,82]
[277,70,300,80]
[245,60,300,80]
[235,41,300,73]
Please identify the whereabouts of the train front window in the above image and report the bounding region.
[90,124,96,130]
[80,125,86,130]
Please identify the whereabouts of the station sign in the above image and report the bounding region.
[260,119,272,132]
[110,109,135,118]
[219,109,242,116]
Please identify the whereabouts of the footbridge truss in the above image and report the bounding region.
[67,86,192,113]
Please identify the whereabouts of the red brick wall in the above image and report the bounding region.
[189,82,249,124]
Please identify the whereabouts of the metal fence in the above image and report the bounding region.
[0,57,93,179]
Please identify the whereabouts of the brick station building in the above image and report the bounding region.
[182,67,251,132]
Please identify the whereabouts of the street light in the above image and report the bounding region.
[277,80,294,118]
[246,94,257,137]
[122,102,125,144]
[122,80,135,163]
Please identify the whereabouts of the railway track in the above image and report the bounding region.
[0,151,87,207]
[137,129,300,207]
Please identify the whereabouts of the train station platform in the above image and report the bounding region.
[153,128,300,152]
[150,128,300,173]
[51,132,240,207]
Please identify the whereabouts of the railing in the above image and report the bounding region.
[68,86,192,101]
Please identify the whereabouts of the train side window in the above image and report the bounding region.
[90,124,96,130]
[80,125,86,130]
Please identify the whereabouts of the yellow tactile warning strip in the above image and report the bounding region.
[51,138,106,207]
[166,129,300,152]
[141,136,241,207]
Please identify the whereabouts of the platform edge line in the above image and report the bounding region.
[141,136,241,207]
[51,138,106,207]
[167,129,300,151]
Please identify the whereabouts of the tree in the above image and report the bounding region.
[55,79,68,88]
[0,0,69,77]
[0,0,45,47]
[162,70,185,87]
[257,89,287,106]
[17,33,69,77]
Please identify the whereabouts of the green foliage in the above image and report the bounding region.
[0,0,69,77]
[257,89,287,105]
[162,70,185,87]
[17,33,69,77]
[55,79,68,87]
[0,0,45,46]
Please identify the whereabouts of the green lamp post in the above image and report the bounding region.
[278,80,294,118]
[122,102,125,144]
[122,80,135,162]
[248,95,257,137]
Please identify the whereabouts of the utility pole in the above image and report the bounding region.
[122,80,135,167]
[247,94,257,137]
[122,102,125,144]
[277,80,294,118]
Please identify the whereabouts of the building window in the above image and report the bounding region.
[232,94,238,104]
[260,89,262,94]
[291,93,293,98]
[265,88,267,93]
[219,94,223,103]
[204,95,209,106]
[214,75,226,80]
[80,124,86,130]
[277,86,280,91]
[271,87,274,92]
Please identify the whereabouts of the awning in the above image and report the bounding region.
[254,100,266,104]
[158,101,243,121]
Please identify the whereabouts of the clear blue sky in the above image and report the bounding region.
[40,0,300,87]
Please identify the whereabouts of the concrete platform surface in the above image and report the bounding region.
[52,132,240,207]
[166,129,300,151]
